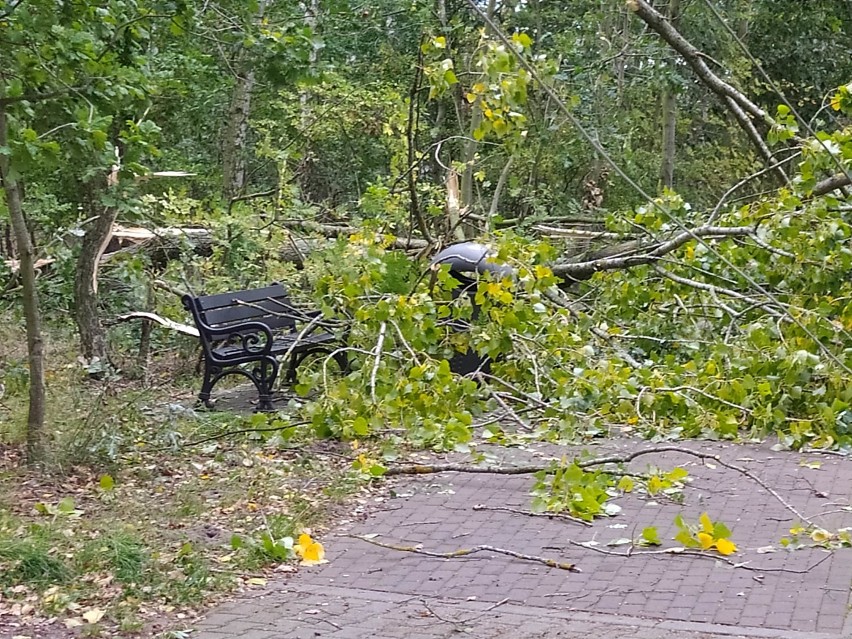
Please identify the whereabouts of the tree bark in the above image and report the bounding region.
[222,56,255,200]
[0,103,46,465]
[74,175,118,366]
[659,0,679,190]
[221,0,271,200]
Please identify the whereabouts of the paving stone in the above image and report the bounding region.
[191,439,852,638]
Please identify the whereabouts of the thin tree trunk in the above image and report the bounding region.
[0,103,46,465]
[659,0,680,190]
[299,0,319,127]
[221,0,270,200]
[487,157,513,233]
[458,0,496,233]
[74,173,118,366]
[222,57,255,200]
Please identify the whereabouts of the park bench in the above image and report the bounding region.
[182,283,347,411]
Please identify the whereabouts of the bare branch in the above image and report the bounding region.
[347,534,580,572]
[551,225,751,279]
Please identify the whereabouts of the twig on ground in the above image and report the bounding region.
[146,420,311,451]
[472,503,592,527]
[544,540,831,574]
[347,534,580,572]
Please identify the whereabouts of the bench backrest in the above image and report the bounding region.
[183,284,297,338]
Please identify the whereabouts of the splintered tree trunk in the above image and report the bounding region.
[659,0,680,190]
[0,104,46,465]
[74,188,117,367]
[222,57,256,200]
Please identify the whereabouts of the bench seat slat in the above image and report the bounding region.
[203,299,297,329]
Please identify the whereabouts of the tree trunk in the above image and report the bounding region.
[0,103,46,465]
[222,57,255,200]
[74,180,117,367]
[659,0,680,190]
[299,0,320,128]
[221,0,270,201]
[457,0,497,235]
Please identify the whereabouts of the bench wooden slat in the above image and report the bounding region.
[202,298,297,330]
[195,284,287,311]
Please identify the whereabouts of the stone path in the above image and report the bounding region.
[194,438,852,638]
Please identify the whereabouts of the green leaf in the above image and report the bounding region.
[712,521,732,539]
[352,416,369,436]
[616,476,634,493]
[674,530,698,548]
[667,467,688,481]
[58,497,76,513]
[641,527,661,546]
[98,474,115,491]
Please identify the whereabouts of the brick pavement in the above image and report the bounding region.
[194,439,852,638]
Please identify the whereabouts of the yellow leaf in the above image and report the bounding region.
[715,538,737,555]
[295,533,327,566]
[433,36,447,49]
[247,577,267,586]
[82,609,105,624]
[647,475,663,495]
[466,92,477,104]
[697,531,715,550]
[534,265,552,279]
[699,512,713,533]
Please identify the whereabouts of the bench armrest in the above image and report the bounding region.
[203,321,275,358]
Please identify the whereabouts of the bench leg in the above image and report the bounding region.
[199,363,219,409]
[252,358,280,412]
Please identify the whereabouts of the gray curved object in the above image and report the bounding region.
[430,242,513,278]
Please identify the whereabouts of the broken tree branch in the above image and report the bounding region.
[386,445,813,525]
[552,225,752,279]
[472,503,592,527]
[347,534,580,572]
[629,0,790,164]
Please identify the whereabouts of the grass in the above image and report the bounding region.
[0,318,372,637]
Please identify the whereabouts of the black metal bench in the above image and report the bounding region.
[182,283,346,411]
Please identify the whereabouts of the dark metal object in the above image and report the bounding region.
[183,283,347,411]
[430,243,514,376]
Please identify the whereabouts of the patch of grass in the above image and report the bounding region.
[77,531,148,584]
[0,537,70,587]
